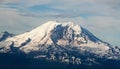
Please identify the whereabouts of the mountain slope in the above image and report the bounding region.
[0,31,14,42]
[0,21,120,66]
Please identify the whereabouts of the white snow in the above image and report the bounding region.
[0,21,111,55]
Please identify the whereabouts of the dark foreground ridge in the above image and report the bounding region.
[0,53,120,69]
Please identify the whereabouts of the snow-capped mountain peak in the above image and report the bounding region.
[2,21,109,52]
[0,21,119,61]
[7,21,83,47]
[0,21,120,68]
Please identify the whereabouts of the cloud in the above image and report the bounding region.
[0,0,20,3]
[85,16,120,27]
[0,0,54,6]
[1,0,120,18]
[0,7,45,33]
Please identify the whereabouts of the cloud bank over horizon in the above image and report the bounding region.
[0,0,120,46]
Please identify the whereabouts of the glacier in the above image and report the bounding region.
[0,21,120,69]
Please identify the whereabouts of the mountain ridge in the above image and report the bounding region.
[0,21,110,53]
[0,31,14,42]
[0,21,120,67]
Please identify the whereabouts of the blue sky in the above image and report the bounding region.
[0,0,120,46]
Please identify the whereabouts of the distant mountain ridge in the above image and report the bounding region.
[0,31,14,42]
[0,21,120,69]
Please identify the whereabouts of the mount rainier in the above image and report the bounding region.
[0,21,120,69]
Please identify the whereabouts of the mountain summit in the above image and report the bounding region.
[0,21,120,66]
